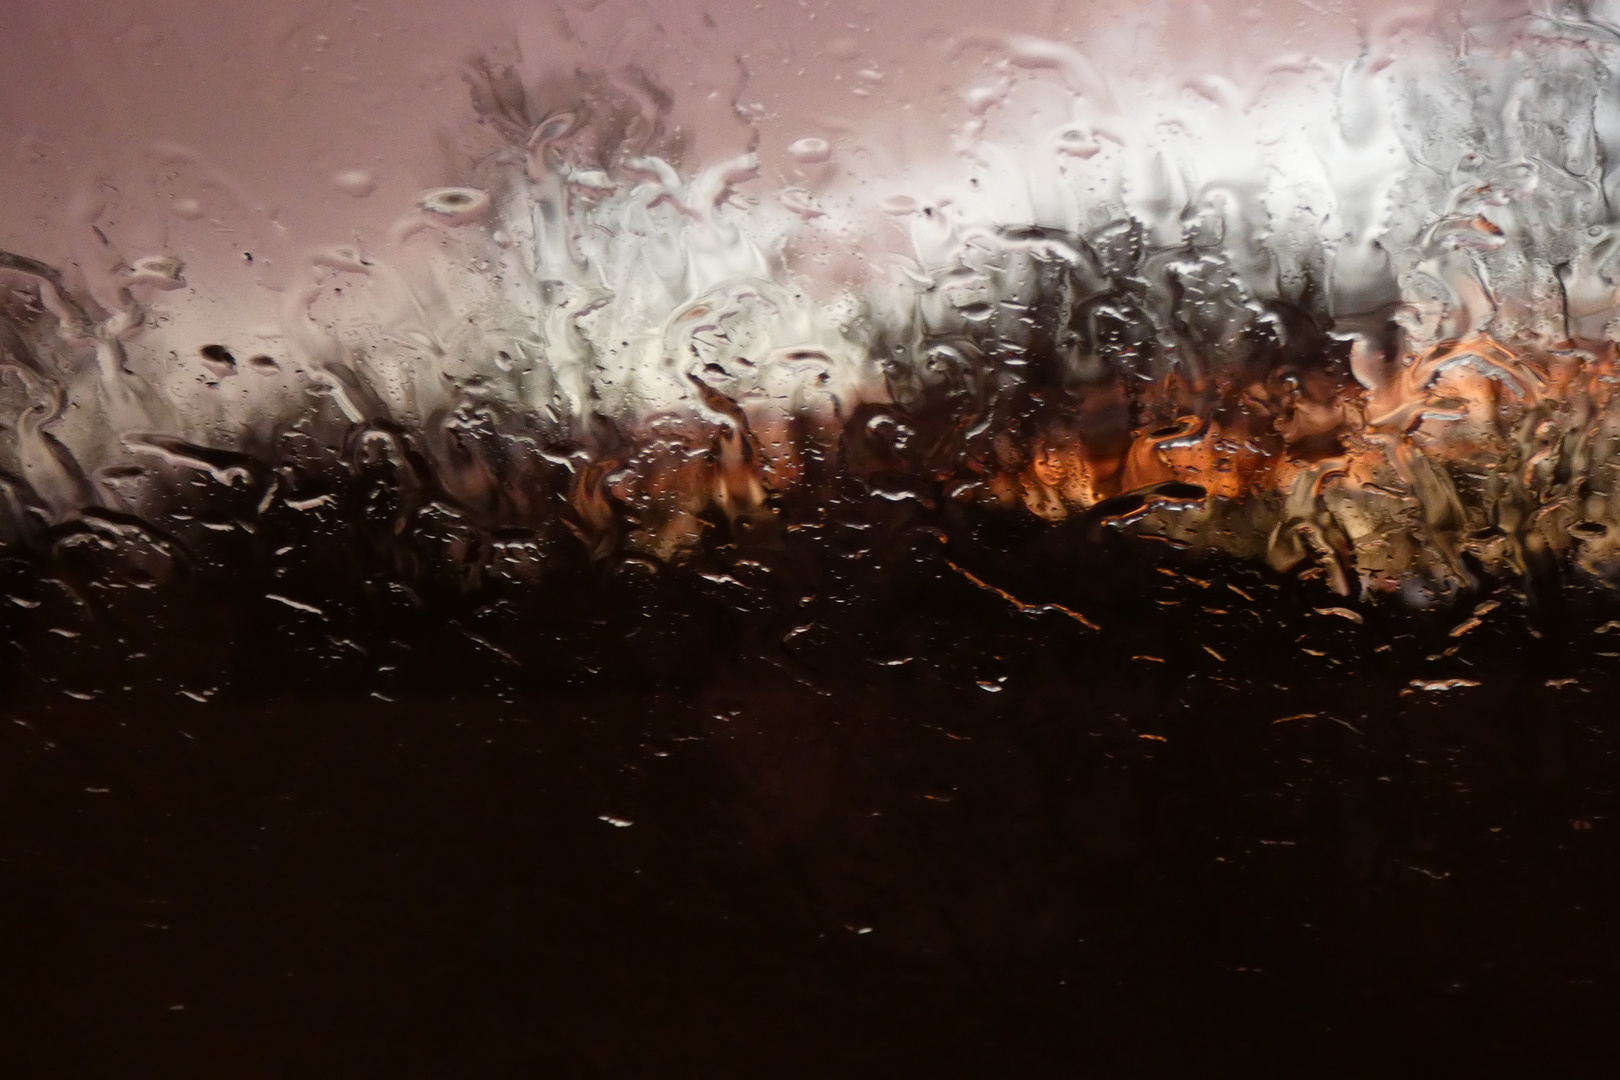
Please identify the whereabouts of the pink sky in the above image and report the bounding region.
[0,0,1461,261]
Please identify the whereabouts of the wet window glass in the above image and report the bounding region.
[2,1,1617,1074]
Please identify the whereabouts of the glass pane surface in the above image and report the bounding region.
[3,2,1619,1075]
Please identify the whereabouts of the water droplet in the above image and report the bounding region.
[419,187,490,225]
[333,169,377,197]
[787,137,831,164]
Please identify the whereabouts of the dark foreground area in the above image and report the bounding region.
[2,503,1619,1079]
